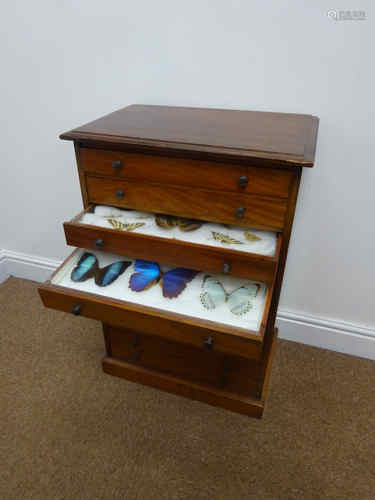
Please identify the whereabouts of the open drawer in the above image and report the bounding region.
[38,248,275,361]
[64,205,282,285]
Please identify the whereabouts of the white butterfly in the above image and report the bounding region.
[200,275,260,316]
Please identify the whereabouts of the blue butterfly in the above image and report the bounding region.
[71,252,131,287]
[71,253,98,282]
[129,259,199,298]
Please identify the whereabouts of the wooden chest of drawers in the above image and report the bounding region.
[38,105,319,418]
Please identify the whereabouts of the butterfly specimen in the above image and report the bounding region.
[129,259,199,298]
[124,222,145,231]
[71,252,131,287]
[200,275,260,316]
[244,231,261,242]
[155,214,177,229]
[177,218,202,231]
[107,218,125,230]
[212,231,243,245]
[107,218,145,232]
[155,214,203,232]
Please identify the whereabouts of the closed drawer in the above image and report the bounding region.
[80,147,293,199]
[64,206,281,285]
[38,249,269,361]
[86,176,288,231]
[106,325,259,397]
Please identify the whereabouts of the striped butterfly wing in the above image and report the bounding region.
[123,222,145,231]
[107,218,126,230]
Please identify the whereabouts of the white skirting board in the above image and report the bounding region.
[0,249,61,284]
[276,311,375,361]
[1,248,375,361]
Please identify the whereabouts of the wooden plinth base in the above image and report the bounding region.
[101,324,277,418]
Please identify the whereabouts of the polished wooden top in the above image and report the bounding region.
[61,105,319,167]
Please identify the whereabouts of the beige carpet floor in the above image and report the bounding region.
[1,277,374,500]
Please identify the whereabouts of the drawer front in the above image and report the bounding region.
[86,176,287,231]
[107,325,229,388]
[80,148,293,199]
[106,325,259,397]
[64,220,279,284]
[38,285,263,361]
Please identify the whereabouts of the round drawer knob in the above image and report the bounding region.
[112,160,123,170]
[235,207,245,218]
[203,336,214,350]
[222,263,231,274]
[95,238,104,248]
[238,175,248,188]
[72,304,82,316]
[115,189,125,198]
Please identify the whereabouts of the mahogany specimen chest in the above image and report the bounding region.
[38,105,319,418]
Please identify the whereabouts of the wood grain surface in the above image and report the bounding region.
[79,147,293,198]
[85,175,288,231]
[61,104,319,167]
[102,356,265,418]
[105,324,260,397]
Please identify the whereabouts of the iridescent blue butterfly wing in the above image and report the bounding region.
[71,253,98,282]
[95,261,132,287]
[129,260,161,292]
[161,268,199,298]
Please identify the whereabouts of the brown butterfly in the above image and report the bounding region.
[155,214,203,232]
[177,218,203,231]
[155,214,178,229]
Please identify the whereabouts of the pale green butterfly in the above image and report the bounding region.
[200,275,260,316]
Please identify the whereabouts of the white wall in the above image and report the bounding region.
[1,2,374,342]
